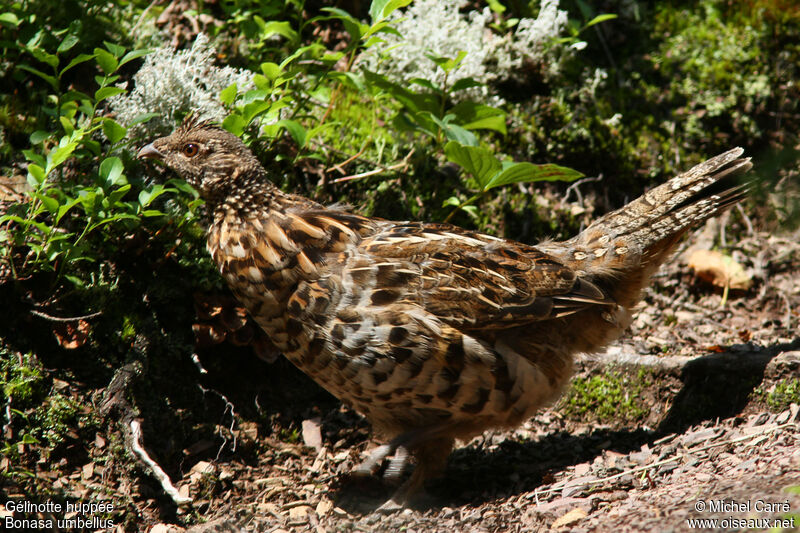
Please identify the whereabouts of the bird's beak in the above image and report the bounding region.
[137,143,164,160]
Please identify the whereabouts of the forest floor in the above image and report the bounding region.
[2,223,799,533]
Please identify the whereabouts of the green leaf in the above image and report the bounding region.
[442,196,461,207]
[486,0,506,14]
[277,119,307,147]
[260,62,283,81]
[450,78,484,93]
[138,185,167,208]
[409,78,440,92]
[106,184,131,205]
[260,20,298,43]
[23,150,46,167]
[27,164,46,186]
[222,114,247,136]
[102,119,127,144]
[55,196,82,224]
[30,130,50,145]
[444,141,501,189]
[329,71,366,92]
[320,8,366,42]
[17,64,58,90]
[368,0,412,22]
[95,86,125,102]
[220,83,238,106]
[584,14,617,29]
[60,53,96,76]
[103,41,125,57]
[94,48,118,74]
[57,33,80,54]
[483,162,583,191]
[450,102,507,134]
[118,48,152,68]
[99,157,126,187]
[47,140,78,171]
[428,115,477,146]
[35,192,59,214]
[426,51,467,73]
[59,115,74,136]
[29,47,58,68]
[0,12,20,27]
[130,112,160,126]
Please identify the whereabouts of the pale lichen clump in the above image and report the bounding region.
[358,0,572,99]
[109,34,254,138]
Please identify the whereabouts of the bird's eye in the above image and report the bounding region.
[181,143,199,157]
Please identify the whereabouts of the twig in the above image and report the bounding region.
[198,385,238,458]
[131,0,160,34]
[130,420,192,506]
[533,421,795,500]
[309,139,398,175]
[735,204,754,236]
[562,175,603,206]
[190,353,208,374]
[327,143,368,175]
[332,149,415,183]
[29,309,102,322]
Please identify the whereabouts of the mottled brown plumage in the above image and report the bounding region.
[139,115,752,509]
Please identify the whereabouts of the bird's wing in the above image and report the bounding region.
[346,221,614,331]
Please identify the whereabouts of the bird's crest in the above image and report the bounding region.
[178,112,220,135]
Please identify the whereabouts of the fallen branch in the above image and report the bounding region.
[30,309,102,322]
[130,420,192,507]
[332,149,415,183]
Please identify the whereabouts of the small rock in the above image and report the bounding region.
[551,508,588,529]
[695,472,713,482]
[190,460,215,475]
[629,449,653,465]
[288,505,313,520]
[302,418,323,450]
[150,524,184,533]
[535,497,593,514]
[316,498,333,516]
[746,412,770,427]
[790,448,800,465]
[681,428,721,446]
[574,463,591,476]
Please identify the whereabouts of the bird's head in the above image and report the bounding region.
[137,114,266,201]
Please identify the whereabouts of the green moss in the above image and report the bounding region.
[1,350,47,408]
[766,379,800,412]
[561,368,651,423]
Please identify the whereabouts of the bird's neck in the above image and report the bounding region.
[207,170,306,223]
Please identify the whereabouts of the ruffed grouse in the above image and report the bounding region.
[139,115,752,508]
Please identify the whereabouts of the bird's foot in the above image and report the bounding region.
[352,443,410,482]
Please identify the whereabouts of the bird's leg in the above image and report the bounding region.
[377,437,454,512]
[383,444,410,481]
[352,443,394,476]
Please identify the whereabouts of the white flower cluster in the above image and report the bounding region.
[109,34,254,137]
[358,0,570,98]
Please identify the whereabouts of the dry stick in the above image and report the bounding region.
[309,139,401,176]
[327,143,368,175]
[533,421,797,502]
[130,420,192,506]
[29,309,102,322]
[332,149,415,183]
